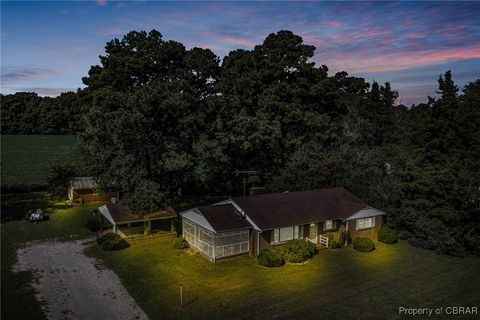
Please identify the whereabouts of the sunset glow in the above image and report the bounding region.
[1,1,479,105]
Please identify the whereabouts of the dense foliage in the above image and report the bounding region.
[97,232,129,251]
[353,237,376,252]
[257,247,285,267]
[329,239,342,249]
[173,238,190,249]
[1,91,89,134]
[3,29,479,256]
[378,226,399,244]
[283,239,316,263]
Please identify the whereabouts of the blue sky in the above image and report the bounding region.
[1,1,479,106]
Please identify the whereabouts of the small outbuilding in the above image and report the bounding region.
[68,177,119,203]
[98,203,177,237]
[180,204,252,262]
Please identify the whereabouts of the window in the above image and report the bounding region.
[325,220,334,230]
[294,225,299,239]
[271,225,302,244]
[273,229,279,243]
[279,227,294,242]
[356,217,375,230]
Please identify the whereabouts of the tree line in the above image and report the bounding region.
[1,90,90,134]
[3,30,480,255]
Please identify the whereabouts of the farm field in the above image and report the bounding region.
[1,135,77,189]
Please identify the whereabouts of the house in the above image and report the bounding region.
[98,202,177,237]
[68,177,119,203]
[180,187,386,262]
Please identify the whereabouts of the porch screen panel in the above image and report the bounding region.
[215,229,249,258]
[183,220,196,247]
[198,228,214,258]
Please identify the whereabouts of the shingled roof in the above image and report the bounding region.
[197,204,251,232]
[100,203,176,225]
[231,187,367,230]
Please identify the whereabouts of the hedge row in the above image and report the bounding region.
[258,239,316,267]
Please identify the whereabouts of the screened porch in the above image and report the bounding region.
[182,218,250,262]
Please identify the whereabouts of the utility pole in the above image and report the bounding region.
[180,282,183,308]
[233,169,258,196]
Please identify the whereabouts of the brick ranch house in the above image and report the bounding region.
[180,187,386,262]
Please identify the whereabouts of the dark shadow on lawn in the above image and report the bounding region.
[1,192,52,223]
[182,296,199,308]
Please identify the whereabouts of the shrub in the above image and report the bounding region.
[257,247,284,267]
[173,238,190,249]
[329,239,342,249]
[353,237,375,252]
[85,218,99,232]
[97,233,129,251]
[125,234,146,240]
[283,239,316,263]
[340,231,351,245]
[378,226,399,244]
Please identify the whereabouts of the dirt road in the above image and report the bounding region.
[14,239,148,320]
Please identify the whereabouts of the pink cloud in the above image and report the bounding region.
[361,27,391,37]
[326,20,342,28]
[322,46,480,74]
[302,34,327,46]
[96,0,107,6]
[219,35,256,47]
[405,32,426,39]
[330,28,391,43]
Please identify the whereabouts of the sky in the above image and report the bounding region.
[1,1,479,106]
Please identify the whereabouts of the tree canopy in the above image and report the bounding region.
[2,29,479,255]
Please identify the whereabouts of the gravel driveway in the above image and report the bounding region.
[14,239,148,320]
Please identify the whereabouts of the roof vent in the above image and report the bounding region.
[111,197,117,204]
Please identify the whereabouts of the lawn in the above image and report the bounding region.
[88,237,480,320]
[3,193,480,320]
[0,192,100,320]
[1,135,77,189]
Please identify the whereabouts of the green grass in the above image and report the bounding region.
[3,193,480,320]
[88,238,480,320]
[1,135,77,188]
[1,192,100,320]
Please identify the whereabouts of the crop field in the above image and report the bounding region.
[1,135,77,188]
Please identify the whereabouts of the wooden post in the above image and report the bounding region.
[180,282,183,308]
[345,221,349,246]
[212,235,216,263]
